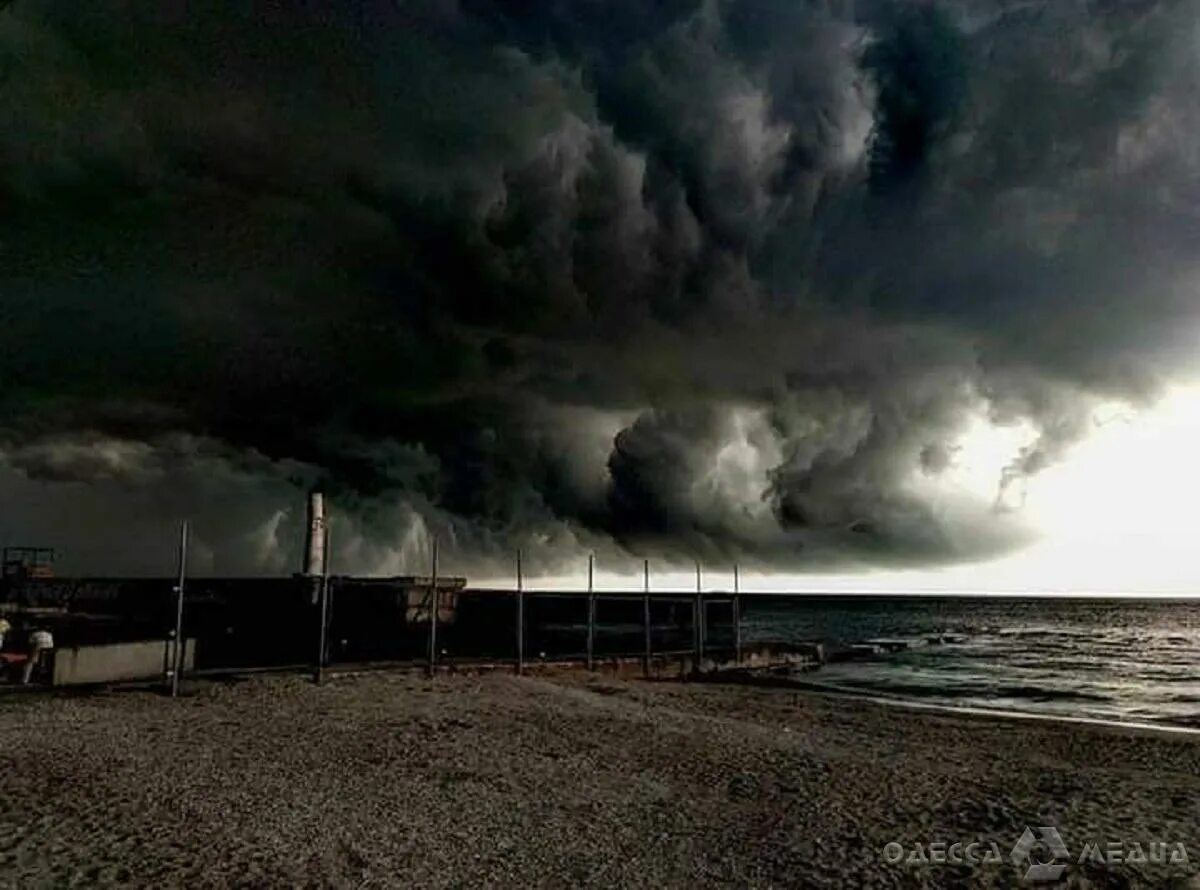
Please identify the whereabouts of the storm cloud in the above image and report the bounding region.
[0,0,1197,576]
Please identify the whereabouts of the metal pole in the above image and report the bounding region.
[690,596,699,678]
[315,522,332,685]
[427,536,439,677]
[694,561,704,668]
[733,562,742,664]
[586,553,595,670]
[642,558,651,676]
[516,549,524,676]
[171,520,188,698]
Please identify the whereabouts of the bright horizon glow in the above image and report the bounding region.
[476,384,1200,596]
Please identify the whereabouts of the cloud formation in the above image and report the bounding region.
[1,0,1197,576]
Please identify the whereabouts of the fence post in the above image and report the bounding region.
[642,559,651,676]
[733,562,742,664]
[427,536,439,677]
[516,549,524,676]
[314,522,332,685]
[586,553,595,670]
[694,561,704,671]
[170,520,189,698]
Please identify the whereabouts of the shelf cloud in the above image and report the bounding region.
[1,0,1197,575]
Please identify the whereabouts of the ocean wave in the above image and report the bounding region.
[754,596,1200,726]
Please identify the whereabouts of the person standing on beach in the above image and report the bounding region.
[0,616,10,651]
[21,628,54,685]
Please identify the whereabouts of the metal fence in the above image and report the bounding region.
[1,524,747,692]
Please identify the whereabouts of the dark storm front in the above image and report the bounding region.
[744,596,1200,728]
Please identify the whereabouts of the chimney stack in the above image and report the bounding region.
[303,490,327,577]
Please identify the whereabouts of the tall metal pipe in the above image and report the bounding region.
[171,520,188,698]
[315,522,332,685]
[642,558,651,676]
[586,553,595,670]
[515,549,524,676]
[733,562,742,664]
[427,536,439,677]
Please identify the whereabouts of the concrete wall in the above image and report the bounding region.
[52,639,195,686]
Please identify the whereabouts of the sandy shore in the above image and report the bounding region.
[1,670,1198,889]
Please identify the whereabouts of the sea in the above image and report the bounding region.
[742,596,1200,730]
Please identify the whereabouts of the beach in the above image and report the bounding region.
[1,671,1198,889]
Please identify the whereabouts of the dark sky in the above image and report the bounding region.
[1,0,1197,577]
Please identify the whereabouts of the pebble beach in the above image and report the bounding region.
[2,670,1198,888]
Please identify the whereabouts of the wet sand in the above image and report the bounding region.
[1,670,1198,888]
